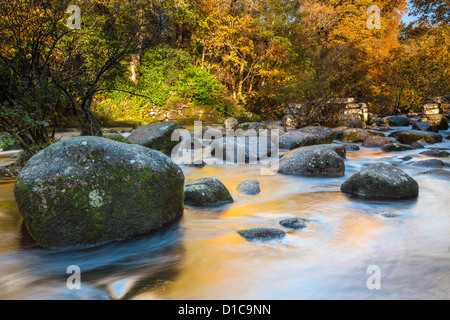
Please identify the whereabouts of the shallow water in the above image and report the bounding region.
[0,128,449,300]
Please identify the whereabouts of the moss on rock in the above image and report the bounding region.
[14,136,185,249]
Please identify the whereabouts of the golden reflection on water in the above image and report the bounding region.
[1,140,450,299]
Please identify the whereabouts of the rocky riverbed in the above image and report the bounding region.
[0,122,449,299]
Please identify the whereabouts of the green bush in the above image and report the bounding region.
[95,45,227,122]
[0,133,17,150]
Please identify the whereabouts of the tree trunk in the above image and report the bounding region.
[79,99,102,137]
[130,9,145,86]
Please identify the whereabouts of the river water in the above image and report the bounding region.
[0,128,449,300]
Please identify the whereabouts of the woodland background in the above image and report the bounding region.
[0,0,449,152]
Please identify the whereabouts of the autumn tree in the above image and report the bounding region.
[190,0,303,111]
[409,0,450,25]
[0,0,169,152]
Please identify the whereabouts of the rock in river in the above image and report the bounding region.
[237,179,261,195]
[382,144,414,152]
[237,228,286,241]
[184,177,233,206]
[337,128,370,143]
[0,166,21,181]
[14,137,185,249]
[298,126,336,144]
[386,116,410,127]
[413,159,449,168]
[423,169,450,179]
[211,136,275,163]
[278,145,346,177]
[341,163,419,199]
[363,136,392,148]
[389,130,443,145]
[279,131,319,150]
[279,218,310,230]
[420,149,450,157]
[126,122,180,154]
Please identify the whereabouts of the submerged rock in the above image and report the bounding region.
[185,160,206,168]
[389,130,443,144]
[237,228,286,241]
[278,145,345,177]
[237,179,261,195]
[126,122,180,154]
[423,169,450,179]
[14,137,185,249]
[184,177,233,206]
[279,218,310,230]
[380,212,401,218]
[413,159,449,168]
[341,163,419,199]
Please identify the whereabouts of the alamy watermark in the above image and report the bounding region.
[67,5,81,30]
[367,265,381,290]
[367,5,381,30]
[66,265,81,290]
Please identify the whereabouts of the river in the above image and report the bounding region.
[0,128,449,300]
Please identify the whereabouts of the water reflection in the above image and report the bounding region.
[0,130,449,299]
[0,223,185,300]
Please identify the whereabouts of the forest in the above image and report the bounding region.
[0,0,448,155]
[0,0,449,301]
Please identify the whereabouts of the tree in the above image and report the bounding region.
[0,0,166,151]
[409,0,450,25]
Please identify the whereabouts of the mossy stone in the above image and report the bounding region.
[14,137,185,249]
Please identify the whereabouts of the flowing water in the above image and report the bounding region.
[0,129,449,300]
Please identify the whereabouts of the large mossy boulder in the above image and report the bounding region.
[341,163,419,199]
[389,130,443,144]
[14,137,185,249]
[184,177,233,206]
[126,122,180,154]
[278,145,346,177]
